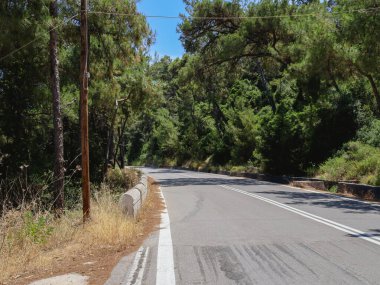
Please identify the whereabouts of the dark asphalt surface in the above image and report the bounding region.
[107,168,380,285]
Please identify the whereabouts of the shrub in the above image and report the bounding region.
[22,211,54,244]
[357,119,380,148]
[105,167,140,191]
[328,185,338,193]
[317,141,380,185]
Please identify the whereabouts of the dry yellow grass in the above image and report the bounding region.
[0,183,155,284]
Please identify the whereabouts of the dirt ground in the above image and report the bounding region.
[7,178,163,285]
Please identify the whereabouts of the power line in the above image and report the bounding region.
[87,6,380,20]
[0,13,78,62]
[0,6,379,62]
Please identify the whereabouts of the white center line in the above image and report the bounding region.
[220,184,380,246]
[156,187,176,285]
[177,172,380,246]
[181,169,380,207]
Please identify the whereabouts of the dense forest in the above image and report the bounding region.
[128,0,380,184]
[1,0,380,211]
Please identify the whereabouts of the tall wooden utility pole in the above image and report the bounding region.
[80,0,90,222]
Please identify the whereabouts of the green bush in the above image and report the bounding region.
[317,141,380,185]
[328,185,338,193]
[22,211,54,244]
[357,119,380,148]
[106,168,124,188]
[105,168,140,191]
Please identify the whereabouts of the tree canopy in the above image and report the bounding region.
[126,0,380,177]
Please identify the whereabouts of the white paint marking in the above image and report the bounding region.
[124,247,143,285]
[178,171,380,245]
[220,184,380,246]
[179,170,380,208]
[156,187,176,285]
[134,247,150,285]
[124,247,150,285]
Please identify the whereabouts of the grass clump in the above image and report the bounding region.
[227,165,258,173]
[84,186,142,246]
[0,206,79,282]
[328,185,338,193]
[317,141,380,186]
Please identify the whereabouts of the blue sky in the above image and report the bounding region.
[137,0,186,59]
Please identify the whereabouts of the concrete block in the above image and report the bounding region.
[135,183,147,201]
[119,187,142,217]
[119,172,151,217]
[140,175,148,187]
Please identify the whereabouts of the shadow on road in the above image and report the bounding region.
[149,168,380,215]
[347,228,380,239]
[253,190,380,214]
[158,177,273,187]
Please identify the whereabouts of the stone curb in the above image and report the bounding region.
[119,174,148,217]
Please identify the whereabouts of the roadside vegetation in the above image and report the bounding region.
[0,2,156,282]
[0,168,156,284]
[317,142,380,186]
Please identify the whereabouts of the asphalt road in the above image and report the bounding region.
[106,168,380,285]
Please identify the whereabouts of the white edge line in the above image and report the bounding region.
[124,247,145,285]
[156,187,176,285]
[134,247,150,285]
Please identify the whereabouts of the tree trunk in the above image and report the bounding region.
[255,59,276,112]
[328,59,341,94]
[103,119,115,177]
[113,117,127,168]
[119,134,125,169]
[367,74,380,113]
[49,0,64,213]
[119,120,127,169]
[353,63,380,113]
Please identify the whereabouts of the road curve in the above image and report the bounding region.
[107,168,380,285]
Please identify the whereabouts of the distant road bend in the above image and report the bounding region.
[107,168,380,285]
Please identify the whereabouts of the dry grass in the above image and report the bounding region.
[83,190,142,247]
[0,182,157,285]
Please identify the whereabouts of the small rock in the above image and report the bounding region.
[28,273,88,285]
[83,261,96,265]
